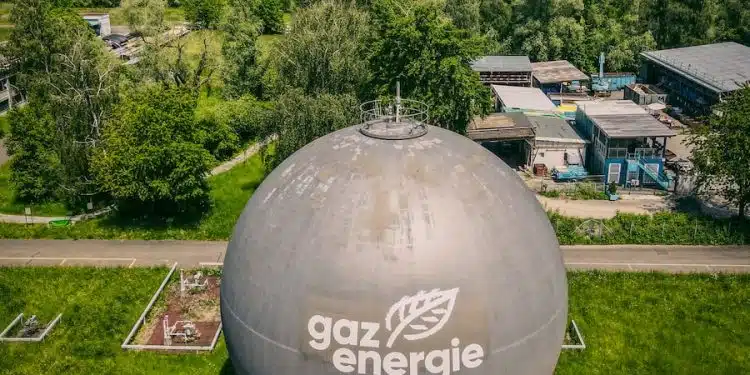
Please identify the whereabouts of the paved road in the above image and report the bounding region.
[0,240,748,273]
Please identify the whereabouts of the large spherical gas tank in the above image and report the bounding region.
[221,120,568,375]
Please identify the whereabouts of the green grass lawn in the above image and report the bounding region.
[0,3,12,26]
[0,267,230,374]
[557,272,750,374]
[1,268,748,374]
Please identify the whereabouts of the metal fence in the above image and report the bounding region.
[539,180,607,194]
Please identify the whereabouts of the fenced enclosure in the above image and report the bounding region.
[538,180,609,200]
[562,320,586,350]
[121,263,223,352]
[0,313,62,343]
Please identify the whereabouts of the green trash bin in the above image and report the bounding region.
[48,219,72,227]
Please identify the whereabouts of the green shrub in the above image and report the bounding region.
[548,211,750,245]
[182,0,226,29]
[539,190,561,198]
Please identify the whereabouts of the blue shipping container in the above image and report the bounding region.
[590,73,636,91]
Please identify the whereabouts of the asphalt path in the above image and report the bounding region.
[0,240,748,273]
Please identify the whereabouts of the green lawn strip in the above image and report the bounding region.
[556,272,750,375]
[0,150,265,239]
[0,266,229,374]
[1,269,748,374]
[0,3,12,26]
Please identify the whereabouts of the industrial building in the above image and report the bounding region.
[640,42,750,115]
[574,100,676,189]
[491,85,559,115]
[470,56,533,87]
[467,111,587,172]
[531,60,589,94]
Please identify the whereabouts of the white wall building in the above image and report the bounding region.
[526,115,588,170]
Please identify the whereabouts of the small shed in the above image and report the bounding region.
[471,56,533,87]
[531,60,590,94]
[527,116,588,169]
[491,85,559,114]
[83,14,111,37]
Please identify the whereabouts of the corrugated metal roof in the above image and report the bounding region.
[531,60,590,84]
[576,100,677,138]
[471,56,532,72]
[527,116,588,144]
[492,85,558,112]
[641,42,750,93]
[467,113,535,141]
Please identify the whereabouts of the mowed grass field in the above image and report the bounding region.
[1,269,748,374]
[0,267,230,374]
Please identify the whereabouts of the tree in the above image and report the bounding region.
[122,0,169,38]
[182,0,227,29]
[5,103,61,203]
[261,89,358,170]
[221,0,265,98]
[4,0,122,206]
[689,86,750,219]
[92,85,214,217]
[255,0,285,34]
[445,0,481,32]
[273,0,372,97]
[369,0,491,133]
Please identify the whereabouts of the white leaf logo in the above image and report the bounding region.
[383,288,459,348]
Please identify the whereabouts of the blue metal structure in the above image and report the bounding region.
[590,73,637,92]
[574,103,675,189]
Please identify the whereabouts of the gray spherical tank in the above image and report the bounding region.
[221,116,568,375]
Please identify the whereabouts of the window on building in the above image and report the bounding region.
[607,163,621,184]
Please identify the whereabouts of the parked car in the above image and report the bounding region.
[551,164,589,182]
[102,33,129,49]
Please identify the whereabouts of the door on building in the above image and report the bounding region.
[607,163,622,184]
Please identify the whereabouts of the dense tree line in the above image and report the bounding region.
[440,0,750,73]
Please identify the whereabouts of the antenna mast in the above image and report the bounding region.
[395,81,401,124]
